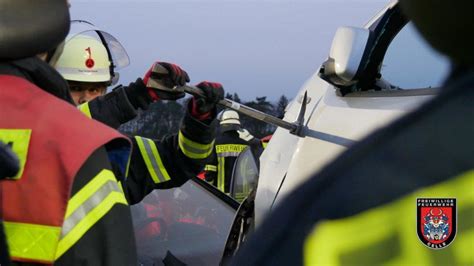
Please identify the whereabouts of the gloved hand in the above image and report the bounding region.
[143,62,190,101]
[191,81,224,120]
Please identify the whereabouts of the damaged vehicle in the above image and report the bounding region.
[130,1,450,264]
[222,0,450,259]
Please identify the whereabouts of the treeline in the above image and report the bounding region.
[119,93,290,139]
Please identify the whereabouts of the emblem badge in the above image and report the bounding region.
[85,47,95,69]
[417,198,456,249]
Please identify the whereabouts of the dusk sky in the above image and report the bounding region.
[71,0,389,101]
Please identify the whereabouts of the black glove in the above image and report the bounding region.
[192,81,225,114]
[122,78,152,110]
[143,62,190,101]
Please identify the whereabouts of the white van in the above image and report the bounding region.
[223,0,450,258]
[130,1,451,264]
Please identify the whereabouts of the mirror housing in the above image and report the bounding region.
[320,26,371,87]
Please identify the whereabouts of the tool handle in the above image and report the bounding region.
[148,63,303,135]
[183,85,298,132]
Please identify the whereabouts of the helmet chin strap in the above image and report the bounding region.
[95,30,117,86]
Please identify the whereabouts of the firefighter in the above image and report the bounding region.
[204,109,262,200]
[0,1,222,265]
[54,20,223,239]
[51,21,215,200]
[53,20,188,129]
[231,0,474,265]
[54,33,112,105]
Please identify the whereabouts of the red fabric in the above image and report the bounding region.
[143,64,160,102]
[147,87,160,101]
[136,222,161,240]
[0,75,130,263]
[190,81,223,121]
[261,135,273,143]
[197,171,206,180]
[190,99,212,121]
[136,203,162,238]
[144,203,161,218]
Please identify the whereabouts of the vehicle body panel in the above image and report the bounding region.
[255,1,446,225]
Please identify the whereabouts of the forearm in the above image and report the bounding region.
[81,86,137,128]
[81,79,152,129]
[123,109,216,204]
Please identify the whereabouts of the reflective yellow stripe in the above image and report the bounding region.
[216,144,247,159]
[55,169,127,259]
[77,102,92,118]
[216,144,247,153]
[205,164,217,172]
[234,192,248,203]
[262,142,268,149]
[304,170,474,266]
[65,169,118,218]
[218,157,226,192]
[4,221,61,263]
[0,129,32,179]
[135,136,171,184]
[178,131,214,160]
[243,180,250,195]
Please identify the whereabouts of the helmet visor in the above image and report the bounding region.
[67,20,130,69]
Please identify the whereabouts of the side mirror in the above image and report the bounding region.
[320,26,371,86]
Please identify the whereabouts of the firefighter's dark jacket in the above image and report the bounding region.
[80,78,216,205]
[232,68,474,265]
[79,78,152,129]
[205,128,262,193]
[0,58,216,265]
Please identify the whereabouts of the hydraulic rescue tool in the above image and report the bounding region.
[147,64,308,137]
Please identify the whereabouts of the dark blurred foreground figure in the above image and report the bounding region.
[0,1,222,265]
[0,1,136,264]
[232,0,474,265]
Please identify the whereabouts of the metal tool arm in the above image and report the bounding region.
[182,85,299,133]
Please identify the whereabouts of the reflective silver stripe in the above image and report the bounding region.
[217,152,241,158]
[141,138,167,183]
[61,180,121,237]
[178,131,214,159]
[55,169,128,259]
[143,140,166,182]
[180,140,211,156]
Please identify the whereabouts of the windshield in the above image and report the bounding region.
[380,23,450,89]
[131,179,236,266]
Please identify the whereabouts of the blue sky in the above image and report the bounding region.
[71,0,388,101]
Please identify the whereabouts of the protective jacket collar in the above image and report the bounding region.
[0,57,74,105]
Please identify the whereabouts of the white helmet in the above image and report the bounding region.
[55,35,111,83]
[219,109,241,126]
[51,20,130,85]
